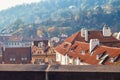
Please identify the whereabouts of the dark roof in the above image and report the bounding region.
[4,47,31,52]
[48,65,120,72]
[0,64,48,71]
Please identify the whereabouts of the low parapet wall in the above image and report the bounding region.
[0,64,120,80]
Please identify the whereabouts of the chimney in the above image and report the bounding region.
[116,32,120,40]
[81,28,86,37]
[85,29,88,41]
[81,28,88,41]
[102,26,112,37]
[90,39,99,53]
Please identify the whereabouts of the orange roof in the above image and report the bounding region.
[55,41,120,65]
[55,29,120,65]
[55,42,71,55]
[65,30,119,43]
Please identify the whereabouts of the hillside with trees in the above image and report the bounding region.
[0,0,120,37]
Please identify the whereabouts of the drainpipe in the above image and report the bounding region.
[46,65,50,80]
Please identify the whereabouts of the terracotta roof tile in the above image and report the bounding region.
[55,30,120,65]
[65,30,119,43]
[55,41,120,65]
[55,42,71,55]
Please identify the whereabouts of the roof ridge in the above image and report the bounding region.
[101,45,120,50]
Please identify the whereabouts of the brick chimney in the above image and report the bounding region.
[90,39,99,53]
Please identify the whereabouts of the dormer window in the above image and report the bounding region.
[96,52,106,60]
[110,55,120,63]
[99,55,109,65]
[101,54,109,60]
[91,51,94,55]
[71,45,77,52]
[80,50,86,55]
[64,44,68,48]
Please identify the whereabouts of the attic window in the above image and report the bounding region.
[101,54,109,60]
[110,55,120,63]
[91,51,94,55]
[64,44,68,48]
[99,55,109,65]
[96,52,106,60]
[80,50,86,55]
[71,45,78,51]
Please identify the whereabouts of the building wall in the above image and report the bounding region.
[3,47,31,64]
[33,40,48,47]
[56,52,90,65]
[48,72,120,80]
[56,52,61,62]
[61,55,66,65]
[0,55,2,64]
[0,71,45,80]
[0,71,119,80]
[32,54,56,64]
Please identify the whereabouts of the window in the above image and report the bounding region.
[80,50,86,55]
[21,57,27,61]
[99,56,109,65]
[38,42,44,47]
[10,58,16,61]
[110,55,120,63]
[64,44,68,48]
[8,43,9,45]
[98,54,109,65]
[71,46,78,52]
[73,59,77,65]
[38,51,42,54]
[91,51,94,55]
[17,42,19,45]
[96,51,106,60]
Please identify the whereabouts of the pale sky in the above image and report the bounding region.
[0,0,42,11]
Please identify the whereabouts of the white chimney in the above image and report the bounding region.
[116,32,120,40]
[103,26,112,37]
[90,39,99,52]
[85,29,88,41]
[81,28,86,37]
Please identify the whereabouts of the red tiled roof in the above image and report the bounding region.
[55,41,120,65]
[55,29,120,65]
[65,32,80,43]
[55,42,71,55]
[65,30,119,43]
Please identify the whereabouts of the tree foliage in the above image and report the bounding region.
[1,0,120,37]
